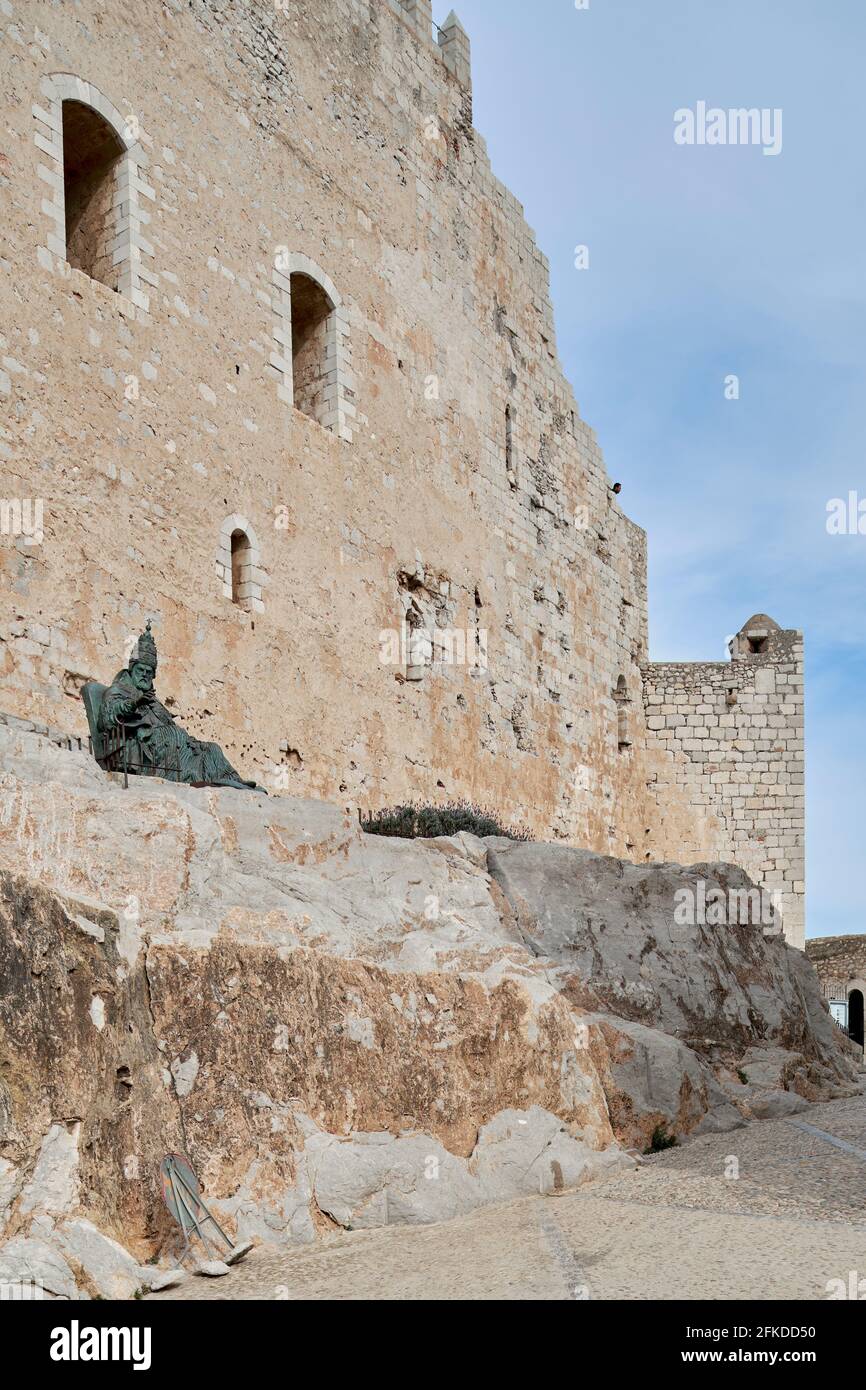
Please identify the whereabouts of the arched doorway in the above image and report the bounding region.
[848,988,865,1048]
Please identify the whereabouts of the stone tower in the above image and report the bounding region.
[642,616,805,948]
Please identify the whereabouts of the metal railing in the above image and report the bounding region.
[88,729,181,790]
[820,980,850,1001]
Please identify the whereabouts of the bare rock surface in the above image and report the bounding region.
[484,839,841,1054]
[0,1235,78,1300]
[0,729,858,1296]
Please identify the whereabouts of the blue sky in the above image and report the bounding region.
[449,0,866,937]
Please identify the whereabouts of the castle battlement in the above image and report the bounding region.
[388,2,472,88]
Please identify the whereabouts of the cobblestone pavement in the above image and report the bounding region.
[149,1093,866,1301]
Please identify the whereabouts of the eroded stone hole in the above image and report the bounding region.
[62,100,124,288]
[613,675,632,751]
[505,403,517,489]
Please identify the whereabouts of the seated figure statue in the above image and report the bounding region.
[98,622,262,792]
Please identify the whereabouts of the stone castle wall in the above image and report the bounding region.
[642,625,805,948]
[0,0,806,942]
[807,937,866,998]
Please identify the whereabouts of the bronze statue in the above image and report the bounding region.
[87,622,262,792]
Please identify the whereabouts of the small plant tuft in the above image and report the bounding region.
[644,1123,678,1154]
[360,800,531,842]
[737,1068,749,1085]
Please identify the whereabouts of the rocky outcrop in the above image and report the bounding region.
[0,726,858,1295]
[484,840,838,1054]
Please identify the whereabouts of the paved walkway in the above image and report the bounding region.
[149,1094,866,1301]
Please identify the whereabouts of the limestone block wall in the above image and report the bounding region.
[0,0,657,857]
[807,937,866,1001]
[807,937,866,1049]
[641,628,805,948]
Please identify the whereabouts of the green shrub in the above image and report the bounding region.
[737,1068,749,1085]
[644,1123,679,1154]
[360,801,531,842]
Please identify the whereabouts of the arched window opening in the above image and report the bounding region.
[230,530,251,607]
[849,988,865,1048]
[62,100,124,288]
[291,272,334,426]
[216,514,265,614]
[271,252,353,440]
[35,76,154,311]
[613,675,632,751]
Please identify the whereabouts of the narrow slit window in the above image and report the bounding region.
[230,530,251,606]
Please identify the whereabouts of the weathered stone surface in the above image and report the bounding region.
[588,1015,746,1152]
[0,1237,78,1300]
[729,1045,849,1107]
[0,1158,20,1233]
[0,865,184,1271]
[55,1219,143,1301]
[744,1090,811,1121]
[0,733,856,1295]
[306,1106,629,1231]
[19,1124,80,1218]
[311,1132,480,1230]
[0,729,510,964]
[485,840,839,1057]
[469,1106,630,1195]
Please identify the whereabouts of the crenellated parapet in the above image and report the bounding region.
[389,1,472,91]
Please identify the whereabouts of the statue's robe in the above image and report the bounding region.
[98,669,259,791]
